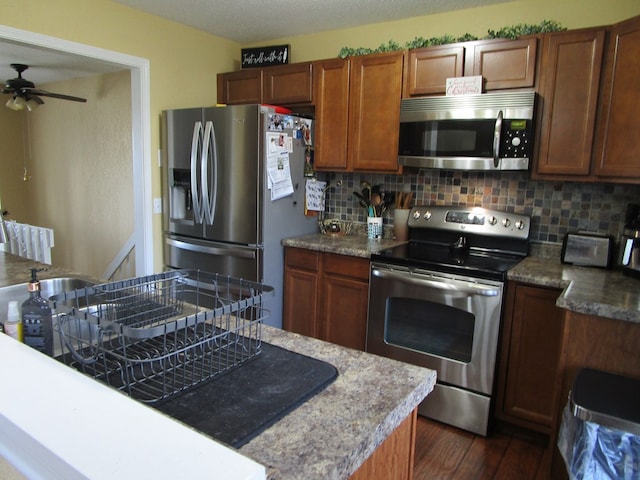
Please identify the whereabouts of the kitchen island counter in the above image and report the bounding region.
[0,251,436,480]
[242,327,436,479]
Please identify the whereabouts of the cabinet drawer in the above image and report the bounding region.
[285,247,319,271]
[323,253,369,280]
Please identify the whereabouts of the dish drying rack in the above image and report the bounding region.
[52,270,273,404]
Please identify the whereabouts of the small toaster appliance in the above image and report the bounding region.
[561,232,614,268]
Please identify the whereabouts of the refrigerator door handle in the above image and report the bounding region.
[201,120,218,226]
[190,121,204,223]
[166,237,257,259]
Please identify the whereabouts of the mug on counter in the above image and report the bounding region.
[367,216,383,239]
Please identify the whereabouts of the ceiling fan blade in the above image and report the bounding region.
[28,88,87,103]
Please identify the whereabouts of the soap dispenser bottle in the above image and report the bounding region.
[22,268,53,355]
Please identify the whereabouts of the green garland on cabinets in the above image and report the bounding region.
[338,20,565,58]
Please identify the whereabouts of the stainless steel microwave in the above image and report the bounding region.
[398,91,536,171]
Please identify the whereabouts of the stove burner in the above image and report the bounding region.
[374,206,530,281]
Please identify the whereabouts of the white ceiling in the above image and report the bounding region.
[1,0,509,88]
[111,0,510,44]
[0,40,124,96]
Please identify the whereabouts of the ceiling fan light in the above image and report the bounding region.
[5,96,24,111]
[5,97,20,111]
[25,98,40,111]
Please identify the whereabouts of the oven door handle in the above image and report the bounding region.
[371,267,500,297]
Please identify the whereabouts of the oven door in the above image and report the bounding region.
[366,262,504,396]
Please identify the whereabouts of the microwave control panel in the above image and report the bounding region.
[500,119,532,159]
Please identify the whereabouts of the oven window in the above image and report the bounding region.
[383,297,474,363]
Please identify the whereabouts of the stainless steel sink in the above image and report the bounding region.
[0,277,95,317]
[0,277,96,357]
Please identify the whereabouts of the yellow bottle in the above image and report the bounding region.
[4,300,23,342]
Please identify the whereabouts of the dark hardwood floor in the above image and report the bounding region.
[414,416,550,480]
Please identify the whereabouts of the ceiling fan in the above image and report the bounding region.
[2,63,87,111]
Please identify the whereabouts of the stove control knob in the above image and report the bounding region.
[412,210,422,220]
[502,218,511,228]
[515,220,526,230]
[487,216,498,226]
[423,210,432,220]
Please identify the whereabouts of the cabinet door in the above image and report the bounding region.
[465,38,538,90]
[321,274,369,350]
[496,283,565,434]
[534,28,605,177]
[313,58,350,171]
[283,248,320,337]
[263,63,313,105]
[593,15,640,180]
[320,253,369,351]
[403,45,464,96]
[217,69,262,105]
[348,52,403,172]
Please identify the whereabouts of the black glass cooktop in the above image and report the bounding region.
[372,242,525,281]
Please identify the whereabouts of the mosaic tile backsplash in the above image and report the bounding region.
[322,170,640,245]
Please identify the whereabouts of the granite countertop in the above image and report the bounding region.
[508,256,640,323]
[282,234,640,324]
[281,233,404,258]
[242,327,436,480]
[0,251,437,480]
[0,252,94,288]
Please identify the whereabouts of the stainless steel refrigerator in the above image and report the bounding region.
[161,104,318,328]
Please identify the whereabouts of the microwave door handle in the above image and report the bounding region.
[190,121,204,223]
[372,267,499,297]
[493,110,503,169]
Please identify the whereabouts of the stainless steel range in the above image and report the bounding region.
[366,206,530,435]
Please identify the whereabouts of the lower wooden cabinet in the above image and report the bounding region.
[350,408,417,480]
[495,282,565,435]
[283,247,369,351]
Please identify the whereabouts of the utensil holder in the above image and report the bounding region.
[367,217,383,239]
[393,209,410,241]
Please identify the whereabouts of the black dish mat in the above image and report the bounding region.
[154,341,338,448]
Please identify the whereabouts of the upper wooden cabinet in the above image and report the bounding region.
[314,52,403,173]
[262,62,313,105]
[404,37,537,97]
[464,38,538,90]
[217,62,312,105]
[533,27,606,178]
[217,68,262,105]
[403,44,464,96]
[312,58,350,171]
[533,15,640,183]
[348,52,404,172]
[592,15,640,181]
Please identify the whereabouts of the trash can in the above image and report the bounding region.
[558,368,640,480]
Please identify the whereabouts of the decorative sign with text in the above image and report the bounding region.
[241,45,290,69]
[446,76,484,96]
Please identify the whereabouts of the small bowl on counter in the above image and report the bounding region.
[319,218,352,237]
